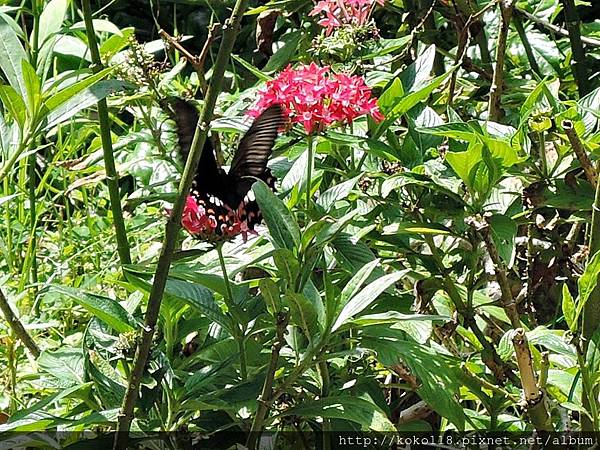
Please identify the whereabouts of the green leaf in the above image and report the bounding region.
[0,85,26,130]
[263,30,300,72]
[44,66,114,111]
[316,174,361,211]
[285,292,320,335]
[272,248,300,285]
[100,27,135,58]
[360,35,411,59]
[21,59,41,117]
[362,329,466,429]
[45,79,126,129]
[232,54,271,81]
[37,0,68,46]
[375,68,455,138]
[277,396,395,431]
[51,285,135,333]
[399,45,436,93]
[126,271,232,333]
[578,86,600,135]
[332,271,405,332]
[332,233,380,273]
[586,328,600,377]
[253,180,301,250]
[5,383,92,425]
[38,347,85,387]
[335,259,381,319]
[562,284,576,332]
[489,214,517,266]
[259,278,281,315]
[378,78,403,114]
[70,19,122,36]
[577,250,600,320]
[0,13,27,99]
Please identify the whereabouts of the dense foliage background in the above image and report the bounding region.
[1,0,600,448]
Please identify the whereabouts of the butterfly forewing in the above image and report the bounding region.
[229,104,285,179]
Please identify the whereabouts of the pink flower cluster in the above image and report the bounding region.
[248,63,384,134]
[181,196,249,241]
[310,0,385,35]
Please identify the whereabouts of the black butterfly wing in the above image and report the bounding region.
[163,97,227,197]
[226,104,284,204]
[166,98,283,237]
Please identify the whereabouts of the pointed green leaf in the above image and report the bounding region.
[0,13,27,98]
[37,0,68,46]
[562,284,576,332]
[253,180,300,250]
[332,270,404,332]
[51,285,135,333]
[21,59,41,116]
[277,396,395,431]
[577,250,600,320]
[0,84,26,129]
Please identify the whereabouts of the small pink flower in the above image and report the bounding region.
[310,0,384,35]
[179,195,252,242]
[248,63,384,134]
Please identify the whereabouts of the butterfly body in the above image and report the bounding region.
[164,98,283,239]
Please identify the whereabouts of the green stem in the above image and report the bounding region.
[112,0,251,447]
[513,15,541,77]
[560,0,590,96]
[0,133,32,185]
[318,360,332,450]
[217,243,247,381]
[81,0,131,269]
[27,153,38,300]
[582,137,600,431]
[306,135,314,213]
[4,178,14,271]
[577,349,599,430]
[30,0,40,66]
[538,131,547,178]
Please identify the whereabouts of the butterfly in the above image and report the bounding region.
[163,98,285,240]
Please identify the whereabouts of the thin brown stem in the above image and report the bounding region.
[562,120,597,189]
[0,288,40,358]
[488,0,515,122]
[159,24,221,95]
[515,7,600,47]
[247,312,288,450]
